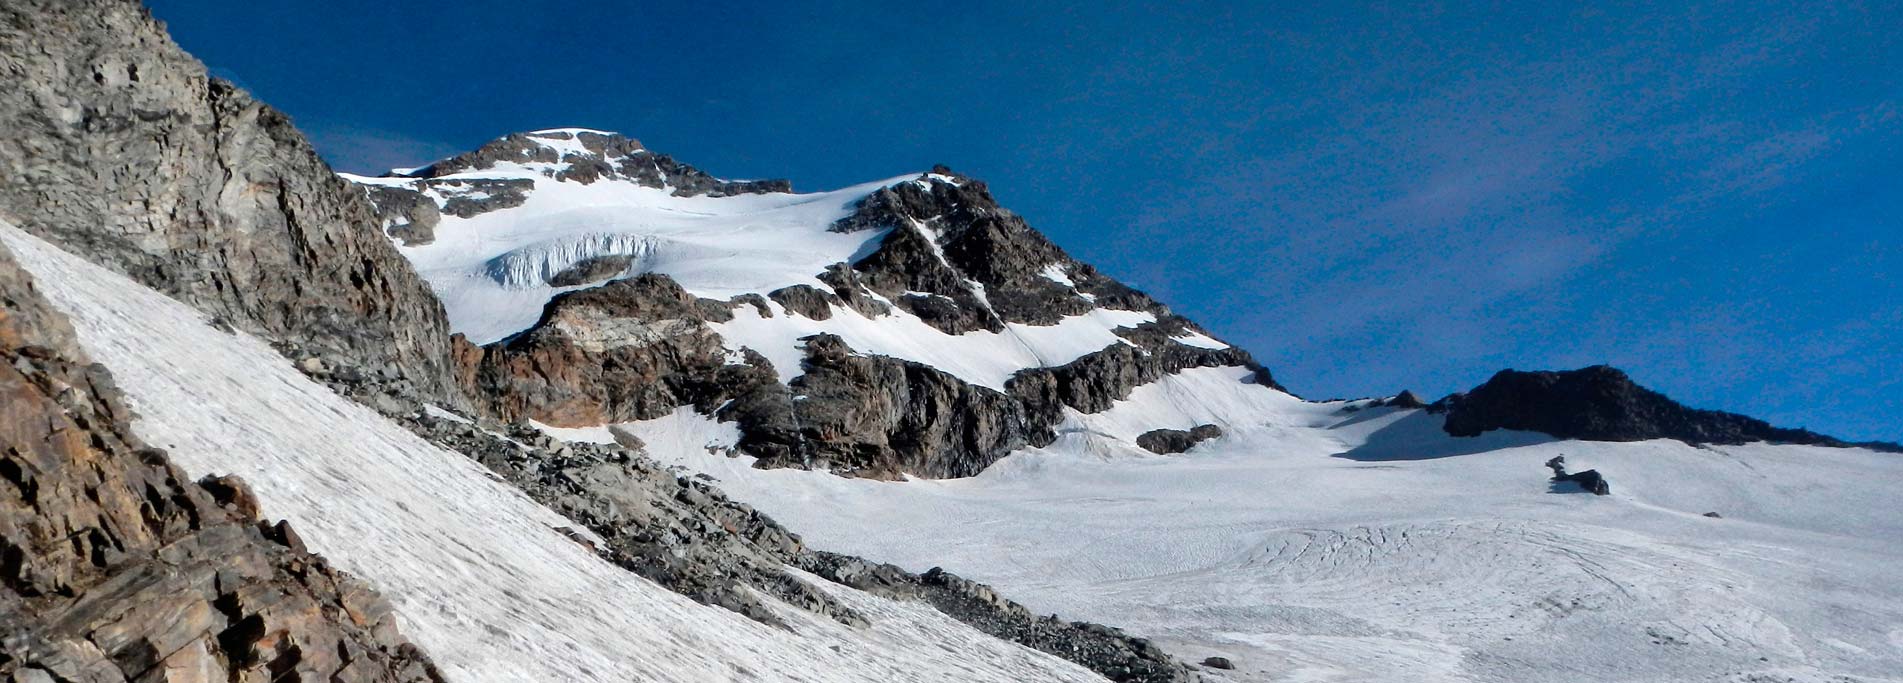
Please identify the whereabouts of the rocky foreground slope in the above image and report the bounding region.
[0,236,444,683]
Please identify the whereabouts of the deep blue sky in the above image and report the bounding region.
[148,1,1900,441]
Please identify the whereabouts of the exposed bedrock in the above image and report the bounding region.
[546,254,637,287]
[0,0,466,409]
[0,240,444,683]
[1439,365,1900,451]
[458,274,768,427]
[1136,425,1224,455]
[1544,455,1611,495]
[360,184,441,247]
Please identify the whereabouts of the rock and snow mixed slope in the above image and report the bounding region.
[351,131,1276,478]
[1,224,1115,683]
[559,369,1903,683]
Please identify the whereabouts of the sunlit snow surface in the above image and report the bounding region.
[2,224,1107,683]
[579,368,1903,682]
[351,167,901,344]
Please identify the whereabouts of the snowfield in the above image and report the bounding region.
[561,371,1903,682]
[350,166,905,344]
[2,224,1108,683]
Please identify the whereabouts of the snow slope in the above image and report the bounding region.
[1,224,1108,683]
[349,166,902,344]
[564,370,1903,682]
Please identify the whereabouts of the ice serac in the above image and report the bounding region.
[0,237,444,683]
[1438,365,1902,451]
[0,0,465,408]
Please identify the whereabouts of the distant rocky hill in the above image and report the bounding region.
[1436,365,1900,452]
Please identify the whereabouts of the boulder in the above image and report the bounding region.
[1135,424,1224,455]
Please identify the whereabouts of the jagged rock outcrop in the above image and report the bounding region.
[0,241,444,683]
[359,184,441,246]
[459,274,780,427]
[1440,366,1900,451]
[1382,390,1427,409]
[1544,456,1610,495]
[0,0,465,409]
[546,254,635,287]
[782,335,1039,478]
[353,129,794,240]
[1136,424,1223,455]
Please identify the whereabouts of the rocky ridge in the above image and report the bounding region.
[0,240,445,683]
[1437,366,1900,452]
[354,129,792,235]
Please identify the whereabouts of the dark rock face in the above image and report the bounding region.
[767,285,840,321]
[1201,656,1235,670]
[1384,390,1427,409]
[1545,456,1610,495]
[360,183,442,246]
[830,174,1086,331]
[0,0,465,409]
[546,254,634,287]
[432,177,535,218]
[460,275,765,427]
[1136,424,1223,455]
[1442,366,1899,451]
[0,241,444,683]
[778,335,1040,478]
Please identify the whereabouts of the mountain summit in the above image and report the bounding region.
[348,131,1277,478]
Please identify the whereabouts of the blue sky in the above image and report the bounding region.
[148,1,1900,441]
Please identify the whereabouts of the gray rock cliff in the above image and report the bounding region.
[0,0,465,408]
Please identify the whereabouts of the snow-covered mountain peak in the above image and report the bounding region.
[342,138,1274,478]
